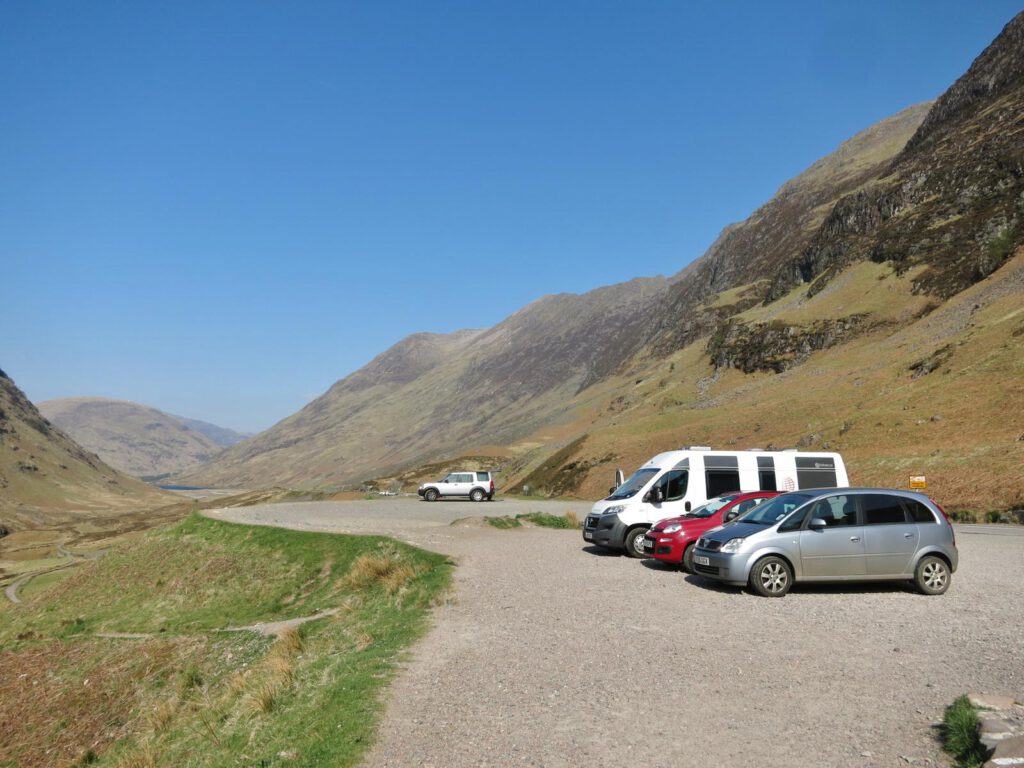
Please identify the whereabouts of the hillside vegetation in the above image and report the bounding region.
[0,514,451,768]
[39,397,248,480]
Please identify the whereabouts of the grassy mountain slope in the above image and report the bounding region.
[38,397,245,479]
[0,371,168,532]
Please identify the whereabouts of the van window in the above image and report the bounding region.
[608,467,658,500]
[756,456,777,490]
[659,470,688,502]
[795,457,837,489]
[862,494,909,525]
[706,470,740,498]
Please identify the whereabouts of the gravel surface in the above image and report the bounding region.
[206,499,1024,768]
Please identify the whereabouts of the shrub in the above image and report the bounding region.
[941,695,986,768]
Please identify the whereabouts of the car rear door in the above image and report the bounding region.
[861,493,919,576]
[798,493,867,578]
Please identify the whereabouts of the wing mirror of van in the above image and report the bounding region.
[809,517,827,530]
[644,487,664,504]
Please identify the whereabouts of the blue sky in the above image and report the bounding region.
[2,2,1020,433]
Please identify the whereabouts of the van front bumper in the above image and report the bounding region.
[583,514,627,550]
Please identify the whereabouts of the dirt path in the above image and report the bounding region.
[208,499,1024,768]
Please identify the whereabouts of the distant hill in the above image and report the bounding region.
[182,12,1024,513]
[38,397,249,479]
[0,371,168,531]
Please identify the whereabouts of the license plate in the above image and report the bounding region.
[583,531,594,540]
[694,555,710,566]
[643,540,654,551]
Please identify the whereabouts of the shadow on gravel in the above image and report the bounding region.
[682,574,920,597]
[639,559,681,572]
[580,546,622,557]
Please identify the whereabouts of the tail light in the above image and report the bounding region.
[490,479,495,493]
[930,497,955,546]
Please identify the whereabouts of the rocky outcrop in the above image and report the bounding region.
[706,316,873,374]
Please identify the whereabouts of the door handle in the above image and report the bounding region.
[850,536,861,542]
[904,533,914,539]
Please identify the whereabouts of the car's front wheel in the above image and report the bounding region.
[914,555,951,595]
[424,488,439,502]
[749,556,792,597]
[470,488,485,502]
[681,542,695,573]
[624,527,649,558]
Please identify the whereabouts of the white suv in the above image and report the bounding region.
[418,471,495,502]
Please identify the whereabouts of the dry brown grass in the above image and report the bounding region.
[344,548,420,593]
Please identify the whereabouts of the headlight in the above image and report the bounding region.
[603,505,625,516]
[663,523,682,533]
[721,538,745,553]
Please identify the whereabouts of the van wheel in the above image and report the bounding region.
[424,488,439,502]
[682,543,695,573]
[914,556,951,595]
[470,488,485,502]
[624,528,648,558]
[749,556,792,597]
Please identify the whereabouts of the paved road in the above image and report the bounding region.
[208,499,1024,768]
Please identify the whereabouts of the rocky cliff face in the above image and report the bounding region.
[766,12,1024,304]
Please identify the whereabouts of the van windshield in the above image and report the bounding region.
[738,493,812,525]
[607,468,659,500]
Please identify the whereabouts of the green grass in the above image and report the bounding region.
[516,512,581,529]
[941,695,987,768]
[484,516,522,529]
[0,514,452,768]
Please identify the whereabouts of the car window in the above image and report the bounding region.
[442,475,454,483]
[907,499,938,523]
[608,467,659,500]
[808,495,858,527]
[745,493,812,526]
[476,472,489,482]
[863,494,909,525]
[733,498,760,516]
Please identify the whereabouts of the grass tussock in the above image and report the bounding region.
[344,547,420,593]
[484,515,522,529]
[941,695,987,768]
[517,511,580,529]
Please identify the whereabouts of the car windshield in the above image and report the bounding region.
[686,496,736,518]
[607,467,659,500]
[737,493,812,525]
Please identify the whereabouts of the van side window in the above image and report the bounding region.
[795,457,837,489]
[862,494,909,525]
[705,470,740,498]
[757,456,777,491]
[907,499,938,523]
[659,470,688,502]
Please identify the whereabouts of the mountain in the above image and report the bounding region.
[183,12,1024,512]
[0,371,168,531]
[38,397,248,479]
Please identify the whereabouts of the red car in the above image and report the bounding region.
[642,492,779,571]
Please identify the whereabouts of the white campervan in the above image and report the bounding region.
[582,447,849,557]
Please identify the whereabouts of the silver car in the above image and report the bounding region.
[691,488,958,597]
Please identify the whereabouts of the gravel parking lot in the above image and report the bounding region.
[207,498,1024,768]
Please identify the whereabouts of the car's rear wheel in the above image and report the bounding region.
[749,556,792,597]
[624,527,648,558]
[424,488,439,502]
[681,542,695,573]
[470,488,485,502]
[914,555,951,595]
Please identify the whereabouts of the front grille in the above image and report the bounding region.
[695,564,720,576]
[656,546,672,555]
[697,538,722,551]
[585,517,599,529]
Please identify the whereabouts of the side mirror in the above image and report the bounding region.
[609,487,616,495]
[724,511,737,522]
[809,517,827,530]
[652,487,664,504]
[685,501,691,512]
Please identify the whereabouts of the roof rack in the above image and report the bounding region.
[686,445,712,451]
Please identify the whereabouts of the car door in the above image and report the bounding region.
[861,493,919,576]
[798,493,867,578]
